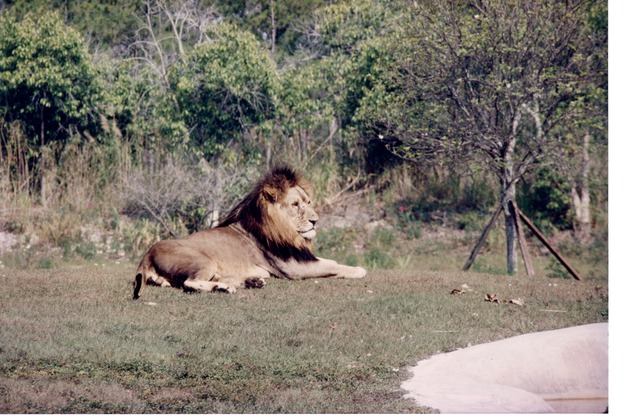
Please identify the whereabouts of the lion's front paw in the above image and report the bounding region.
[244,277,266,289]
[352,267,367,278]
[213,283,237,294]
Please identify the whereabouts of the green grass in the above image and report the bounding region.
[314,222,607,282]
[0,263,607,413]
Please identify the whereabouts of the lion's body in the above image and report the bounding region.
[133,166,366,299]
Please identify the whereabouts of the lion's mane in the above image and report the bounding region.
[218,166,318,262]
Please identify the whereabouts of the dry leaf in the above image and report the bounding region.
[485,293,498,302]
[450,288,464,295]
[485,294,524,305]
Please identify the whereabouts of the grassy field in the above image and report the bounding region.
[0,262,607,413]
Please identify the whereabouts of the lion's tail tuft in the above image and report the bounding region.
[133,272,145,300]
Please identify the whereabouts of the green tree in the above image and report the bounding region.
[168,22,279,159]
[3,0,145,50]
[355,0,607,274]
[98,58,188,155]
[213,0,331,62]
[277,0,401,178]
[0,10,103,203]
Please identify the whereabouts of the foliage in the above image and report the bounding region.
[304,1,403,178]
[0,11,103,163]
[272,58,342,174]
[309,0,399,56]
[2,0,144,49]
[214,0,330,62]
[394,205,423,240]
[169,22,279,159]
[99,58,188,153]
[0,0,608,269]
[518,167,573,231]
[358,0,607,170]
[351,0,606,273]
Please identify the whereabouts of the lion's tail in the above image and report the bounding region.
[134,252,160,300]
[133,256,149,300]
[133,271,145,300]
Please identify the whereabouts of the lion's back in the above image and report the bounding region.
[178,226,272,276]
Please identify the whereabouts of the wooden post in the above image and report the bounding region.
[462,205,502,271]
[516,208,583,281]
[509,201,534,276]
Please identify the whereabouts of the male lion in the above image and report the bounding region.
[133,166,367,299]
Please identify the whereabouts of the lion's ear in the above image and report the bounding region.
[262,185,279,203]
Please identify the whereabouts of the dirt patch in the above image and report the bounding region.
[148,387,195,404]
[0,376,143,413]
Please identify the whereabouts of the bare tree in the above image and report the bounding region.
[130,0,219,84]
[363,0,606,274]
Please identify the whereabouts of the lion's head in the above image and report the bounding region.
[218,166,319,262]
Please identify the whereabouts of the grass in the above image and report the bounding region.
[0,262,607,413]
[314,222,608,283]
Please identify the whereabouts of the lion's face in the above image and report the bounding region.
[278,185,319,239]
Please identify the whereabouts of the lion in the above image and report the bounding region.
[133,166,367,299]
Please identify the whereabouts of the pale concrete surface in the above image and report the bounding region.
[401,322,608,413]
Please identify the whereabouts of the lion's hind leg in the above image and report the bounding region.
[181,264,237,294]
[183,279,236,294]
[182,276,266,294]
[211,276,266,290]
[147,275,171,288]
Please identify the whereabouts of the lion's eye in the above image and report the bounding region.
[292,202,299,208]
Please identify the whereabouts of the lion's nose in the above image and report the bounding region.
[310,216,319,226]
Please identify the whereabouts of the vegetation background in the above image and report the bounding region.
[0,0,610,413]
[0,0,607,275]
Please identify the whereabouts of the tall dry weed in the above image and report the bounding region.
[1,121,35,221]
[0,120,131,247]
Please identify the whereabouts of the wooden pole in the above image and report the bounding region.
[509,201,535,276]
[516,208,583,281]
[462,205,502,271]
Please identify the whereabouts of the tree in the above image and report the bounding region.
[168,22,279,159]
[2,0,145,50]
[212,0,331,62]
[356,0,606,274]
[277,0,402,179]
[0,10,103,204]
[551,2,607,243]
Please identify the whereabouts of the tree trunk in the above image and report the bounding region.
[501,128,518,275]
[570,132,591,243]
[269,0,276,59]
[501,178,518,275]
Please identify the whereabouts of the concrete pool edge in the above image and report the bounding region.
[401,323,608,414]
